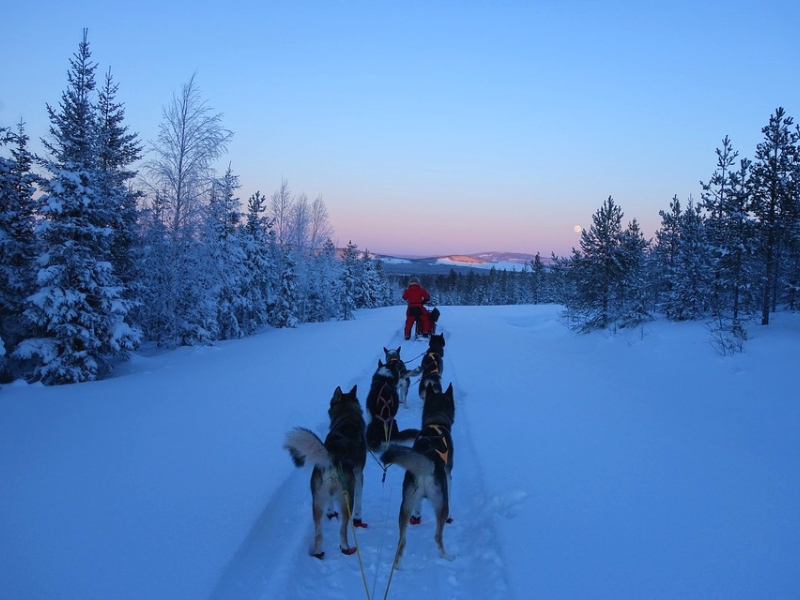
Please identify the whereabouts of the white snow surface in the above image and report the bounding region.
[1,305,798,600]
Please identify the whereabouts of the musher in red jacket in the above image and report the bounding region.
[402,277,431,340]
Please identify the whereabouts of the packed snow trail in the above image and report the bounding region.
[209,326,511,600]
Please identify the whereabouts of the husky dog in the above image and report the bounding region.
[283,385,367,559]
[383,346,419,407]
[366,360,418,451]
[418,333,445,402]
[381,383,456,565]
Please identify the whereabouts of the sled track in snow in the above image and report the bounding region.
[209,327,511,600]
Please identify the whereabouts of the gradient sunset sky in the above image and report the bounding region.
[3,0,799,257]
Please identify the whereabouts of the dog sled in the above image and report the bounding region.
[412,305,440,339]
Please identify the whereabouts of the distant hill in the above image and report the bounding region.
[363,251,548,275]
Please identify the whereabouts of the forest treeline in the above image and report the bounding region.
[2,32,798,384]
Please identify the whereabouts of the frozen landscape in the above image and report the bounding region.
[1,304,798,600]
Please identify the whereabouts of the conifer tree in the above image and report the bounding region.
[567,196,627,330]
[133,194,173,345]
[96,67,143,290]
[203,167,246,339]
[270,250,300,328]
[617,218,651,327]
[701,139,757,321]
[749,107,800,324]
[670,199,713,320]
[340,241,359,320]
[305,239,340,322]
[0,122,39,380]
[651,195,683,313]
[238,191,275,332]
[18,30,139,384]
[530,252,547,303]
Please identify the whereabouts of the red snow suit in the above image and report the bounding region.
[402,282,431,339]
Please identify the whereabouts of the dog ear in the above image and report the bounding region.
[378,359,384,368]
[446,383,454,398]
[383,347,389,354]
[396,346,401,354]
[349,384,357,395]
[425,383,435,402]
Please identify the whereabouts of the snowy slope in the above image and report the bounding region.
[1,305,798,600]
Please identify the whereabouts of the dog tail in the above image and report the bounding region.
[406,365,422,378]
[394,427,420,442]
[380,444,434,477]
[283,427,331,468]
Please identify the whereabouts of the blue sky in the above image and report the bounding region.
[2,0,799,257]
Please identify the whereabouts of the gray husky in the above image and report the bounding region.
[283,385,367,559]
[381,382,455,565]
[383,346,418,407]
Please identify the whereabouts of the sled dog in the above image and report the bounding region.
[283,385,367,558]
[384,346,419,407]
[382,382,456,565]
[366,360,418,451]
[418,333,445,402]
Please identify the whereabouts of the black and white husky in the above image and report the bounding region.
[383,346,419,407]
[381,383,456,565]
[417,333,445,402]
[283,385,367,559]
[366,360,418,451]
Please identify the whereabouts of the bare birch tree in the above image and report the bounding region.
[145,73,233,240]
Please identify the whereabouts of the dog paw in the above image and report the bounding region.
[409,515,422,525]
[352,519,368,528]
[340,546,357,556]
[312,551,325,560]
[326,511,339,520]
[446,517,453,524]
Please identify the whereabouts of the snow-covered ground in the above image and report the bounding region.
[1,305,798,600]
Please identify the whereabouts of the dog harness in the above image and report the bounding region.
[417,425,450,465]
[374,383,396,424]
[423,352,440,375]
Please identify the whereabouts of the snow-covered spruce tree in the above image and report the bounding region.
[700,138,758,321]
[749,107,800,325]
[356,249,381,308]
[269,250,300,328]
[202,167,247,340]
[18,30,139,384]
[529,252,548,303]
[616,218,652,327]
[548,252,574,306]
[96,67,144,293]
[0,122,40,381]
[651,195,683,315]
[568,196,629,331]
[369,256,394,307]
[132,193,174,346]
[237,191,275,333]
[339,241,359,320]
[304,238,341,323]
[667,199,714,320]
